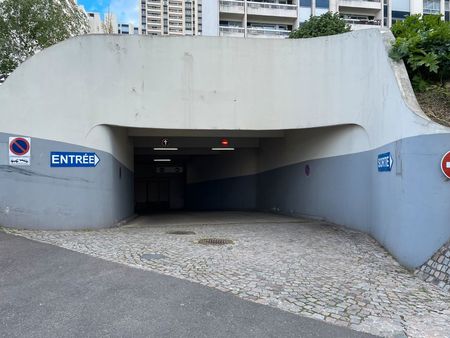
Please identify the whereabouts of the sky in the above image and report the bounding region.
[77,0,139,25]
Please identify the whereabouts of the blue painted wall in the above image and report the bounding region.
[0,133,134,230]
[259,133,450,268]
[186,133,450,269]
[2,130,449,268]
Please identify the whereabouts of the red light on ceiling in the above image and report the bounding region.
[221,138,229,146]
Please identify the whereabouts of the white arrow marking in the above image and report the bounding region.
[94,154,100,166]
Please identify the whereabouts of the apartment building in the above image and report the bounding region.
[218,0,298,38]
[218,0,449,36]
[140,0,450,38]
[304,0,449,30]
[86,12,119,34]
[140,0,203,35]
[118,23,140,34]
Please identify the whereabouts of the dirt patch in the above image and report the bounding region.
[415,85,450,127]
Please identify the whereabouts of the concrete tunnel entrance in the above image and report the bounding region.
[129,124,369,216]
[130,129,284,214]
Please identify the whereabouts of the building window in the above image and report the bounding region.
[423,0,441,14]
[300,0,311,7]
[316,0,329,8]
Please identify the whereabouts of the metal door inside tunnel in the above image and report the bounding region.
[134,158,185,213]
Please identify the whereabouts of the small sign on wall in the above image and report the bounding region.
[50,152,100,168]
[156,166,183,174]
[9,137,31,166]
[377,152,393,172]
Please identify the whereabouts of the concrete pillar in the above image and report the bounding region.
[329,0,339,12]
[440,0,445,20]
[410,0,423,15]
[244,0,248,37]
[311,0,316,16]
[387,0,393,28]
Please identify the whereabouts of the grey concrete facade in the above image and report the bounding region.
[1,31,450,270]
[258,133,450,268]
[184,133,450,269]
[0,133,134,230]
[2,130,446,267]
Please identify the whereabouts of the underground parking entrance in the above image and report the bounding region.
[131,129,285,214]
[129,124,370,217]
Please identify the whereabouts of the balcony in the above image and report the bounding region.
[220,26,245,37]
[338,0,381,11]
[220,0,245,15]
[343,18,382,29]
[247,1,297,19]
[247,27,290,38]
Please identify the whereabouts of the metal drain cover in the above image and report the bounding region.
[166,230,196,235]
[198,238,234,245]
[141,253,168,260]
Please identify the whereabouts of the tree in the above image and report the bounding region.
[289,12,350,39]
[0,0,89,81]
[102,6,115,34]
[389,14,450,90]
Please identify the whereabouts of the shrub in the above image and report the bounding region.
[389,14,450,89]
[0,0,89,81]
[289,12,351,39]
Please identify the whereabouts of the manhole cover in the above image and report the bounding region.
[197,238,234,245]
[166,230,196,235]
[141,253,168,261]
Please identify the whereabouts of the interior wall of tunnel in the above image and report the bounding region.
[169,124,372,215]
[185,148,259,210]
[160,126,450,269]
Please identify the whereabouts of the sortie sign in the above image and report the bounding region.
[50,152,100,168]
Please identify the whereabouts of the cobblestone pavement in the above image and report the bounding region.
[4,212,450,338]
[416,240,450,292]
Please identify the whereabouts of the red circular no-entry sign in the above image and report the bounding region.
[441,151,450,179]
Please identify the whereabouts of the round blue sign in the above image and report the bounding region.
[10,138,30,156]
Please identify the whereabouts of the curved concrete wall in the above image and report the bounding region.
[1,29,449,268]
[1,29,448,168]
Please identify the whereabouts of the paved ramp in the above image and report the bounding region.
[0,231,375,338]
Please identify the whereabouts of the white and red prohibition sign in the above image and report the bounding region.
[441,151,450,179]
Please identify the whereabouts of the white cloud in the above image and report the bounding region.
[109,0,139,25]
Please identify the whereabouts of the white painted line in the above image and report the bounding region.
[211,147,235,151]
[153,148,178,151]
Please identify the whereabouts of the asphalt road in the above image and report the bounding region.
[0,231,376,338]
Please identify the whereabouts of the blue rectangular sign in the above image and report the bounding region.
[377,152,393,172]
[50,152,100,168]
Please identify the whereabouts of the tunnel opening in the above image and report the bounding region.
[134,153,187,213]
[129,124,369,217]
[131,130,273,214]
